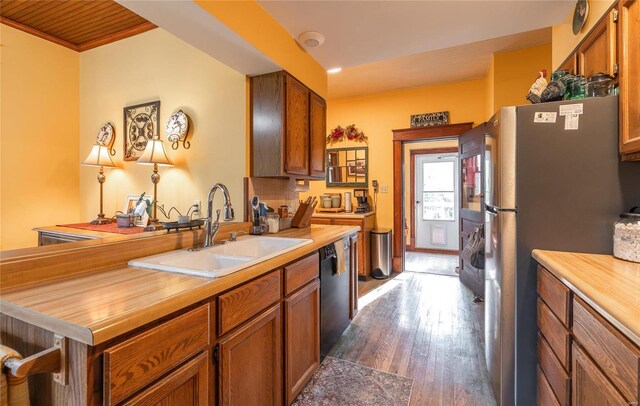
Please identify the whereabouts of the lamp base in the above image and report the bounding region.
[90,215,112,225]
[144,219,164,232]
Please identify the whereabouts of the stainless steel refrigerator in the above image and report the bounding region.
[483,95,640,406]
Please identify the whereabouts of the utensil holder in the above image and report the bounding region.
[291,202,317,228]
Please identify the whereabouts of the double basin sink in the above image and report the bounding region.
[129,236,312,278]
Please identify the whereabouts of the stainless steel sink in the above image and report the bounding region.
[128,236,312,278]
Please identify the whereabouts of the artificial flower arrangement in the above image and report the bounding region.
[327,124,367,144]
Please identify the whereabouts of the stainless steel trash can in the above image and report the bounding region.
[370,228,392,279]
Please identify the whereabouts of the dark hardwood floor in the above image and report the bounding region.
[332,272,496,406]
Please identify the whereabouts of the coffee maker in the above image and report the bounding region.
[353,188,371,213]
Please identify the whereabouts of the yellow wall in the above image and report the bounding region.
[552,0,616,69]
[0,24,80,250]
[195,0,328,98]
[301,78,487,232]
[492,43,552,112]
[79,29,246,223]
[485,55,495,118]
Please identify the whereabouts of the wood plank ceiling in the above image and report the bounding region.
[0,0,156,52]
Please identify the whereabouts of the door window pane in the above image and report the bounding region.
[462,154,482,211]
[423,162,454,191]
[422,161,455,221]
[423,192,455,221]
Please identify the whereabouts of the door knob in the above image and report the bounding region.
[416,200,421,204]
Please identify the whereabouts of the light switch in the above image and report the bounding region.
[381,185,388,193]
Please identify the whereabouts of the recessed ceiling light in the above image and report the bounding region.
[297,31,325,48]
[327,67,342,74]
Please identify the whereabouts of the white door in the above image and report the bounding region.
[415,154,460,251]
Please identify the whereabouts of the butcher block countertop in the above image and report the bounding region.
[532,249,640,346]
[0,225,358,346]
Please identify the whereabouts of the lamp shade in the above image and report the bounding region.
[137,138,173,166]
[82,144,115,167]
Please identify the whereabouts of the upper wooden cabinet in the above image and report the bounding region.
[577,9,618,78]
[251,71,327,179]
[309,93,327,178]
[618,0,640,158]
[559,1,640,160]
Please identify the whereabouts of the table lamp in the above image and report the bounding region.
[136,136,173,231]
[82,143,116,224]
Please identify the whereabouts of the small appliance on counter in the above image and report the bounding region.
[353,188,371,213]
[614,207,640,263]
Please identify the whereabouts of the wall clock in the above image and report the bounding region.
[573,0,589,35]
[97,122,116,155]
[166,110,190,150]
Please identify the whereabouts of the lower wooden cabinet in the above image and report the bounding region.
[311,215,375,278]
[572,344,628,406]
[123,352,209,406]
[284,279,320,404]
[218,304,283,406]
[536,264,640,406]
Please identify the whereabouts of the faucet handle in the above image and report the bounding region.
[228,231,247,241]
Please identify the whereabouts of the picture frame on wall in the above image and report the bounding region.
[123,100,160,161]
[123,194,153,227]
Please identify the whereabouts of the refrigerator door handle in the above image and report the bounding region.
[486,204,517,214]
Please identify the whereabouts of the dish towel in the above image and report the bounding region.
[0,345,30,406]
[335,237,347,276]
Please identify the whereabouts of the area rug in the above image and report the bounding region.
[292,356,413,406]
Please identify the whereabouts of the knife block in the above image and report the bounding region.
[291,203,316,228]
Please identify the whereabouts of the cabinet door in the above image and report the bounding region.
[578,10,618,78]
[572,344,628,406]
[285,74,310,176]
[349,234,359,318]
[619,0,640,157]
[124,352,209,406]
[284,279,320,404]
[219,304,282,406]
[309,92,327,178]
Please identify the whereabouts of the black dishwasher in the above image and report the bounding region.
[319,241,351,355]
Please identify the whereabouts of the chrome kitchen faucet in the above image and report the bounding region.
[203,183,234,248]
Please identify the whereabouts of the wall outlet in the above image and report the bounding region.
[193,200,201,217]
[381,185,389,193]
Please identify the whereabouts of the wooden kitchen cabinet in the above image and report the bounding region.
[577,9,618,79]
[349,234,359,319]
[250,71,327,179]
[284,279,320,404]
[310,92,327,178]
[536,264,640,406]
[572,344,628,406]
[618,0,640,158]
[312,214,375,279]
[123,351,209,406]
[218,304,282,406]
[557,0,640,160]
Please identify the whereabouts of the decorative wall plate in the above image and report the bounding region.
[97,123,116,155]
[166,110,190,150]
[572,0,589,35]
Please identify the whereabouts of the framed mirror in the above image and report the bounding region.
[326,147,368,187]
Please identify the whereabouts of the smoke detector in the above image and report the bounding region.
[297,31,325,48]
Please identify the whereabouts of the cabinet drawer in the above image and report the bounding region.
[538,333,571,406]
[572,343,629,406]
[572,297,640,403]
[538,298,571,370]
[537,266,571,327]
[537,365,560,406]
[310,218,332,225]
[284,252,319,296]
[219,271,281,336]
[104,304,210,405]
[332,219,362,227]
